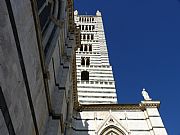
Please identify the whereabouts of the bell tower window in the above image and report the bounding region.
[81,71,89,80]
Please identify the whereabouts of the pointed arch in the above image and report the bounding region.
[100,125,125,135]
[97,113,130,135]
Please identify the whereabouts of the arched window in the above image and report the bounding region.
[89,25,91,31]
[91,34,94,40]
[87,34,90,40]
[86,57,90,66]
[84,45,87,51]
[79,25,81,30]
[92,25,95,30]
[89,44,92,51]
[83,34,86,40]
[80,45,83,51]
[81,57,85,65]
[81,71,89,80]
[36,0,61,58]
[85,25,88,30]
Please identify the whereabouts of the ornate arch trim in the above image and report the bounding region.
[96,112,130,135]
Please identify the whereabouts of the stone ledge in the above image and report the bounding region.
[76,101,161,111]
[78,104,141,111]
[140,101,160,110]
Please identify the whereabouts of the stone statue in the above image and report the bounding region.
[142,88,152,101]
[96,10,101,16]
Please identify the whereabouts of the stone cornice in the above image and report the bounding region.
[140,101,160,110]
[77,104,140,111]
[74,101,161,111]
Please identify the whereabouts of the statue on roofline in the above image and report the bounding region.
[142,88,152,101]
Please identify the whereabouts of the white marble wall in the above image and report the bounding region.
[72,105,168,135]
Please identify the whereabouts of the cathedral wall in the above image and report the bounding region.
[0,111,9,135]
[72,108,167,135]
[9,0,50,133]
[0,0,76,134]
[0,0,38,134]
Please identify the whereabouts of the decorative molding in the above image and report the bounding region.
[140,101,160,110]
[74,101,161,111]
[78,104,141,111]
[96,111,130,135]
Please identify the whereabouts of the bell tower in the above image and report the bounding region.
[74,10,117,104]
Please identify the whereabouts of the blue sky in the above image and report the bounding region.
[74,0,180,134]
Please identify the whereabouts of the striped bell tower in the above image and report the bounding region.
[74,10,117,104]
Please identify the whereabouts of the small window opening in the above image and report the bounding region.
[89,25,91,31]
[92,25,95,30]
[87,34,90,40]
[85,25,88,30]
[86,57,90,66]
[89,45,92,51]
[91,34,94,40]
[81,57,85,65]
[80,45,83,51]
[81,71,89,80]
[84,45,87,51]
[83,34,86,40]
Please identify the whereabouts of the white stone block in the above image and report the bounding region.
[146,108,160,116]
[112,111,126,119]
[79,112,95,119]
[127,120,149,130]
[96,111,109,119]
[153,128,168,135]
[126,111,145,119]
[149,117,164,127]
